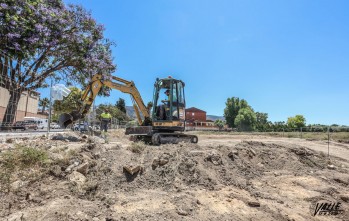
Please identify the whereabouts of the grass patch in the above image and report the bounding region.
[0,145,48,193]
[20,147,48,166]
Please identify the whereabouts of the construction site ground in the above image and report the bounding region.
[0,130,349,221]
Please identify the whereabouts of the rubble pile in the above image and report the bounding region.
[0,132,348,220]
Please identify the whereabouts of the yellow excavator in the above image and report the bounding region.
[59,73,198,145]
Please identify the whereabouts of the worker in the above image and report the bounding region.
[163,88,177,103]
[157,89,170,120]
[100,109,112,142]
[100,109,112,132]
[161,89,171,104]
[158,88,177,120]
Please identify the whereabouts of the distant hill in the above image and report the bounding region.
[206,115,225,121]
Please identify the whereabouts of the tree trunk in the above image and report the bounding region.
[1,89,22,130]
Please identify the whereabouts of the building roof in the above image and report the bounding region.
[185,107,206,113]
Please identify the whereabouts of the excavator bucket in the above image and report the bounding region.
[59,111,81,128]
[59,113,74,128]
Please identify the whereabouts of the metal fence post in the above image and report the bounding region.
[327,126,330,157]
[46,79,53,138]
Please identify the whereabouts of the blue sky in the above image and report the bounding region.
[48,0,349,125]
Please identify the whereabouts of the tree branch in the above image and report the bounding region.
[32,47,51,74]
[25,61,69,90]
[16,58,23,83]
[9,58,16,82]
[23,59,67,87]
[0,58,12,89]
[25,49,47,74]
[1,56,15,89]
[0,56,3,76]
[4,56,9,77]
[23,48,51,85]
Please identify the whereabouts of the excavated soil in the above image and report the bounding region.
[0,130,349,221]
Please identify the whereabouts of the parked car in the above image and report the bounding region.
[13,121,38,130]
[24,121,39,130]
[23,117,47,129]
[50,123,60,129]
[92,125,100,130]
[12,121,25,130]
[72,123,88,132]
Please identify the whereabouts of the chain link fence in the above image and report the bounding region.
[247,126,349,140]
[187,125,349,143]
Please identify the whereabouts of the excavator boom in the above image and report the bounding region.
[59,73,150,128]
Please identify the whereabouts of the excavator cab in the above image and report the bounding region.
[152,76,186,132]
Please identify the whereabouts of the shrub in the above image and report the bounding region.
[0,145,48,192]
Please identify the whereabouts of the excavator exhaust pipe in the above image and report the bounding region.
[59,111,81,128]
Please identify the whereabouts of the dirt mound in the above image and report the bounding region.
[102,141,328,191]
[66,139,335,204]
[232,141,328,173]
[1,133,348,220]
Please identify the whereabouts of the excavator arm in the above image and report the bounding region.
[59,73,150,128]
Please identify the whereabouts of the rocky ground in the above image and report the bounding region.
[0,130,348,221]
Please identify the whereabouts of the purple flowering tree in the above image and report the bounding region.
[0,0,115,127]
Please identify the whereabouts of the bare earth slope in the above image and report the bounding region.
[1,131,348,221]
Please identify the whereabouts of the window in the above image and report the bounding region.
[177,82,185,105]
[172,83,178,103]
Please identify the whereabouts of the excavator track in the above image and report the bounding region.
[151,133,198,145]
[130,133,198,145]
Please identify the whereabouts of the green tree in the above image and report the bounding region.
[272,121,286,131]
[96,104,128,122]
[255,112,268,131]
[287,115,306,129]
[51,113,59,123]
[39,97,50,114]
[115,98,126,114]
[53,87,83,114]
[214,119,225,131]
[146,101,153,113]
[234,108,257,131]
[0,1,115,127]
[224,97,250,128]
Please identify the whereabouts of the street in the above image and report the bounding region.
[0,128,65,140]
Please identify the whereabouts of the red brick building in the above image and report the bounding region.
[185,107,206,122]
[185,107,215,128]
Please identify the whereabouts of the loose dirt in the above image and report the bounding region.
[0,131,348,220]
